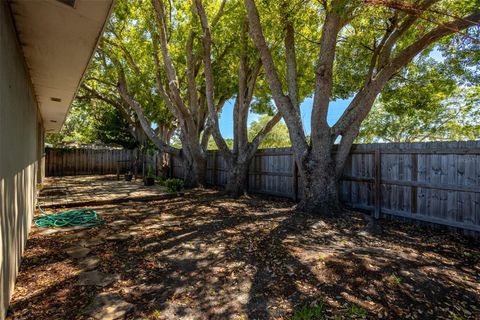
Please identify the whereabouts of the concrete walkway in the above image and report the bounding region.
[38,175,176,208]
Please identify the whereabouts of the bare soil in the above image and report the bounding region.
[8,190,480,319]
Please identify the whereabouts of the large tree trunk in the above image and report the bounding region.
[224,160,250,197]
[178,137,207,188]
[179,153,207,188]
[297,166,340,215]
[193,156,207,188]
[296,150,341,215]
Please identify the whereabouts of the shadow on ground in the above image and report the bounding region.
[9,190,480,319]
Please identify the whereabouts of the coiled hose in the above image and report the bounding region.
[35,205,104,228]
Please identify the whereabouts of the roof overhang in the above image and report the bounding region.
[8,0,114,132]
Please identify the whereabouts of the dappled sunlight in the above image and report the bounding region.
[8,189,480,319]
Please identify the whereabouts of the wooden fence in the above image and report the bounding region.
[171,141,480,235]
[45,147,138,176]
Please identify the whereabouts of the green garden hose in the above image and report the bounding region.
[35,205,104,228]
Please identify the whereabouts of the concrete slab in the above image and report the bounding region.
[65,246,91,259]
[84,292,133,320]
[105,232,132,241]
[37,175,177,208]
[76,270,118,287]
[78,256,101,271]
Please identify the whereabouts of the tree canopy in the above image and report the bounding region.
[52,0,479,210]
[45,98,136,148]
[358,53,480,143]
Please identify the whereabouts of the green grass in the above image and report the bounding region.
[292,303,325,320]
[348,304,368,319]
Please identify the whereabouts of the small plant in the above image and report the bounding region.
[151,309,162,319]
[29,256,40,265]
[450,312,465,320]
[146,165,155,178]
[348,304,368,319]
[292,303,325,320]
[144,166,156,186]
[389,273,402,285]
[163,178,184,193]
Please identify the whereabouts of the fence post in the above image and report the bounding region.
[116,161,120,181]
[411,153,418,214]
[292,157,298,201]
[213,151,218,185]
[169,154,174,178]
[374,146,381,219]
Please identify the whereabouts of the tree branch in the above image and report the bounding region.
[285,21,299,109]
[151,0,191,118]
[194,0,231,156]
[81,83,137,128]
[186,31,199,120]
[211,0,227,28]
[117,68,180,156]
[244,0,308,156]
[311,9,345,148]
[377,0,440,69]
[248,112,282,156]
[103,36,142,75]
[387,12,480,74]
[334,11,480,137]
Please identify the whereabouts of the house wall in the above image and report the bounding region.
[0,2,43,319]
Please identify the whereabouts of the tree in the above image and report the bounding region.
[45,99,96,146]
[245,0,479,214]
[80,2,178,175]
[123,0,287,193]
[93,103,139,149]
[357,40,480,143]
[142,0,231,187]
[193,0,285,195]
[358,85,480,142]
[45,97,137,148]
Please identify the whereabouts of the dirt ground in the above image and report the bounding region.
[8,190,480,320]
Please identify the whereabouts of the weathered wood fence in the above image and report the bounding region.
[45,147,137,176]
[45,147,170,177]
[171,141,480,235]
[46,147,169,177]
[45,142,480,235]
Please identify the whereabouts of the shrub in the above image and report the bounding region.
[163,178,184,193]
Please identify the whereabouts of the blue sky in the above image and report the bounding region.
[218,97,352,138]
